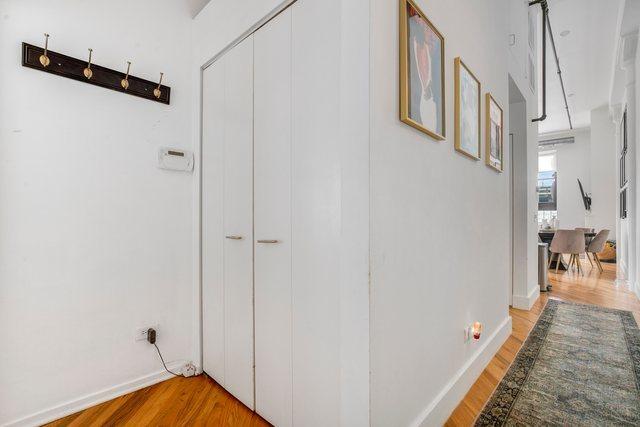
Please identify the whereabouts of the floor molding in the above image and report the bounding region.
[512,285,540,310]
[409,315,513,427]
[5,362,184,427]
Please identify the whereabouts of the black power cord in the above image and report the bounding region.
[147,328,181,377]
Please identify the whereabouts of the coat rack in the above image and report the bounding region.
[21,35,170,105]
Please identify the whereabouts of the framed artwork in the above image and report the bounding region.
[399,0,445,140]
[454,57,481,160]
[486,93,503,172]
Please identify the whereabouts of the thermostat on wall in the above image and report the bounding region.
[158,147,193,172]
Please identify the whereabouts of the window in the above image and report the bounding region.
[538,171,557,211]
[620,108,628,220]
[538,151,557,211]
[620,109,628,188]
[538,210,557,228]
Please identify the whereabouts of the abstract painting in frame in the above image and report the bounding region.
[486,93,504,172]
[399,0,445,140]
[454,57,481,160]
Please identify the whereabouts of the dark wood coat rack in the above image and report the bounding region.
[21,42,171,105]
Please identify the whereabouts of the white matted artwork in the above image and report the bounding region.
[485,93,503,172]
[454,57,481,160]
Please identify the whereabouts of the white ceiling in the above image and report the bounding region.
[187,0,212,17]
[539,0,622,134]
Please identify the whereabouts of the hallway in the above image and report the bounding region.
[45,262,636,427]
[447,261,638,425]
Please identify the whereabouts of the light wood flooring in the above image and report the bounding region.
[46,375,269,427]
[48,261,636,427]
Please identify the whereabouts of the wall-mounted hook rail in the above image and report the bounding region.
[21,42,170,104]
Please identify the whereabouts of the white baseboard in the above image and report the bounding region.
[409,315,513,427]
[512,285,540,310]
[5,361,184,427]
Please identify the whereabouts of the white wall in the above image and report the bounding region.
[509,94,528,308]
[0,1,194,425]
[610,0,639,294]
[193,0,370,425]
[538,118,617,234]
[508,0,540,310]
[589,106,617,233]
[539,128,592,229]
[369,0,514,425]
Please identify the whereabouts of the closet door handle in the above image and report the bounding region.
[225,235,243,240]
[257,239,279,244]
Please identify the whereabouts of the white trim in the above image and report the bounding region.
[5,362,184,427]
[512,285,540,310]
[409,315,513,427]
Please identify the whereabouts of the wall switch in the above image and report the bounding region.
[135,324,159,342]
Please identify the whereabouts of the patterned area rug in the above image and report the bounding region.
[476,299,640,426]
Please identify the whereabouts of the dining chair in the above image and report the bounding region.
[549,229,586,275]
[587,229,610,273]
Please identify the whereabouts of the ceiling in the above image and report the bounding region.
[187,0,212,17]
[538,0,622,134]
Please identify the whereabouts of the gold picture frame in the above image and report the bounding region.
[399,0,446,140]
[485,93,504,172]
[454,57,481,160]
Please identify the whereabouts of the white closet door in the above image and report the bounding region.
[202,35,255,410]
[254,8,293,427]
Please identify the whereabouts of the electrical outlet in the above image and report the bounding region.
[182,362,197,377]
[464,326,471,342]
[135,324,159,342]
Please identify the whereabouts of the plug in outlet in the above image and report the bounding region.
[182,362,197,377]
[135,324,159,342]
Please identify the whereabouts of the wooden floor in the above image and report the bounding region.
[48,261,637,427]
[446,261,640,426]
[46,375,269,427]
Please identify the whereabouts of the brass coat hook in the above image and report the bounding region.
[39,33,50,67]
[83,48,93,79]
[153,72,164,99]
[121,61,131,90]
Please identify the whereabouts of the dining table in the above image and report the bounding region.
[538,230,596,270]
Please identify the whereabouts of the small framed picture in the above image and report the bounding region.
[454,57,481,160]
[486,93,503,172]
[399,0,446,140]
